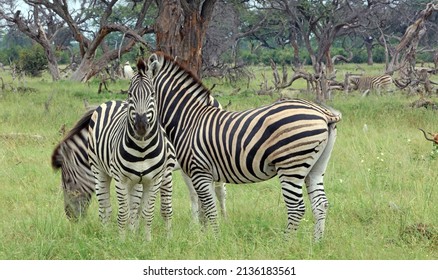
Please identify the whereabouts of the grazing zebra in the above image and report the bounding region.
[51,108,96,221]
[147,52,341,241]
[51,109,227,223]
[87,59,177,240]
[348,74,393,96]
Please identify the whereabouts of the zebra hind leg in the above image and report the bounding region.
[277,171,306,236]
[305,123,337,241]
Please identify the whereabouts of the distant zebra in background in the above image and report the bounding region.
[348,74,393,96]
[88,59,177,240]
[148,52,342,241]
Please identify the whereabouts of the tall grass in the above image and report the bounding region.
[0,67,437,260]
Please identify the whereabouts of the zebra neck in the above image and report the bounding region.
[155,73,213,142]
[124,120,159,148]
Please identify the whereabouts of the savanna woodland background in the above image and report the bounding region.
[1,0,438,260]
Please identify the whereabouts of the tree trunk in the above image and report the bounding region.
[155,0,217,78]
[39,31,60,81]
[387,2,438,75]
[364,36,374,65]
[70,57,94,82]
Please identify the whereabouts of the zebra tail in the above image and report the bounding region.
[51,108,95,170]
[315,101,342,124]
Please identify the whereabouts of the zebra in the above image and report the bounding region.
[87,58,177,240]
[51,107,227,224]
[348,74,393,96]
[51,108,96,221]
[147,52,341,241]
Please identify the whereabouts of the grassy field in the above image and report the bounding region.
[0,64,438,260]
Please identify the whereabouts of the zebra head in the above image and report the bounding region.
[57,143,93,221]
[127,58,156,140]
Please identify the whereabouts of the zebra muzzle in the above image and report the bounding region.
[134,113,149,137]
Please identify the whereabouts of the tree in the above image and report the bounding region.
[155,0,217,78]
[387,1,438,74]
[25,0,156,82]
[0,1,62,80]
[253,0,394,100]
[202,0,266,74]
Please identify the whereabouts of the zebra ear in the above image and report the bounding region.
[148,53,161,78]
[137,58,147,75]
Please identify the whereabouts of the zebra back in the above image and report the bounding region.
[349,74,393,91]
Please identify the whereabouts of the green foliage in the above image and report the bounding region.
[17,45,48,77]
[1,67,438,260]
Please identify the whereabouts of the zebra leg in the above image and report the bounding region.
[92,168,112,225]
[114,180,130,235]
[192,173,218,232]
[160,168,173,239]
[181,172,199,223]
[128,184,143,232]
[305,124,337,241]
[277,171,306,235]
[214,182,227,219]
[141,182,160,241]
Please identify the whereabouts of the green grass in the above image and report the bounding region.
[1,67,438,260]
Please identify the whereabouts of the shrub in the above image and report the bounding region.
[17,44,48,77]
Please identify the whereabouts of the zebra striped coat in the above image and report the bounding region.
[52,106,227,224]
[148,52,341,241]
[348,74,393,95]
[51,108,96,221]
[88,60,176,240]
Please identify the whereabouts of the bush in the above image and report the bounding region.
[17,45,48,77]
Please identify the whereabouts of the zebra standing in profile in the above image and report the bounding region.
[87,59,176,240]
[148,52,341,241]
[348,74,393,96]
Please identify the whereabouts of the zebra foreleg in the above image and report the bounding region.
[92,169,113,225]
[114,180,130,235]
[192,173,219,232]
[214,182,227,219]
[128,184,143,232]
[159,168,173,239]
[141,182,160,241]
[181,172,201,223]
[182,173,227,223]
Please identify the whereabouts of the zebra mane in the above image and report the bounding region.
[154,51,213,102]
[51,108,95,170]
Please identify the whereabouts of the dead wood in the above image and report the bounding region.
[409,97,438,110]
